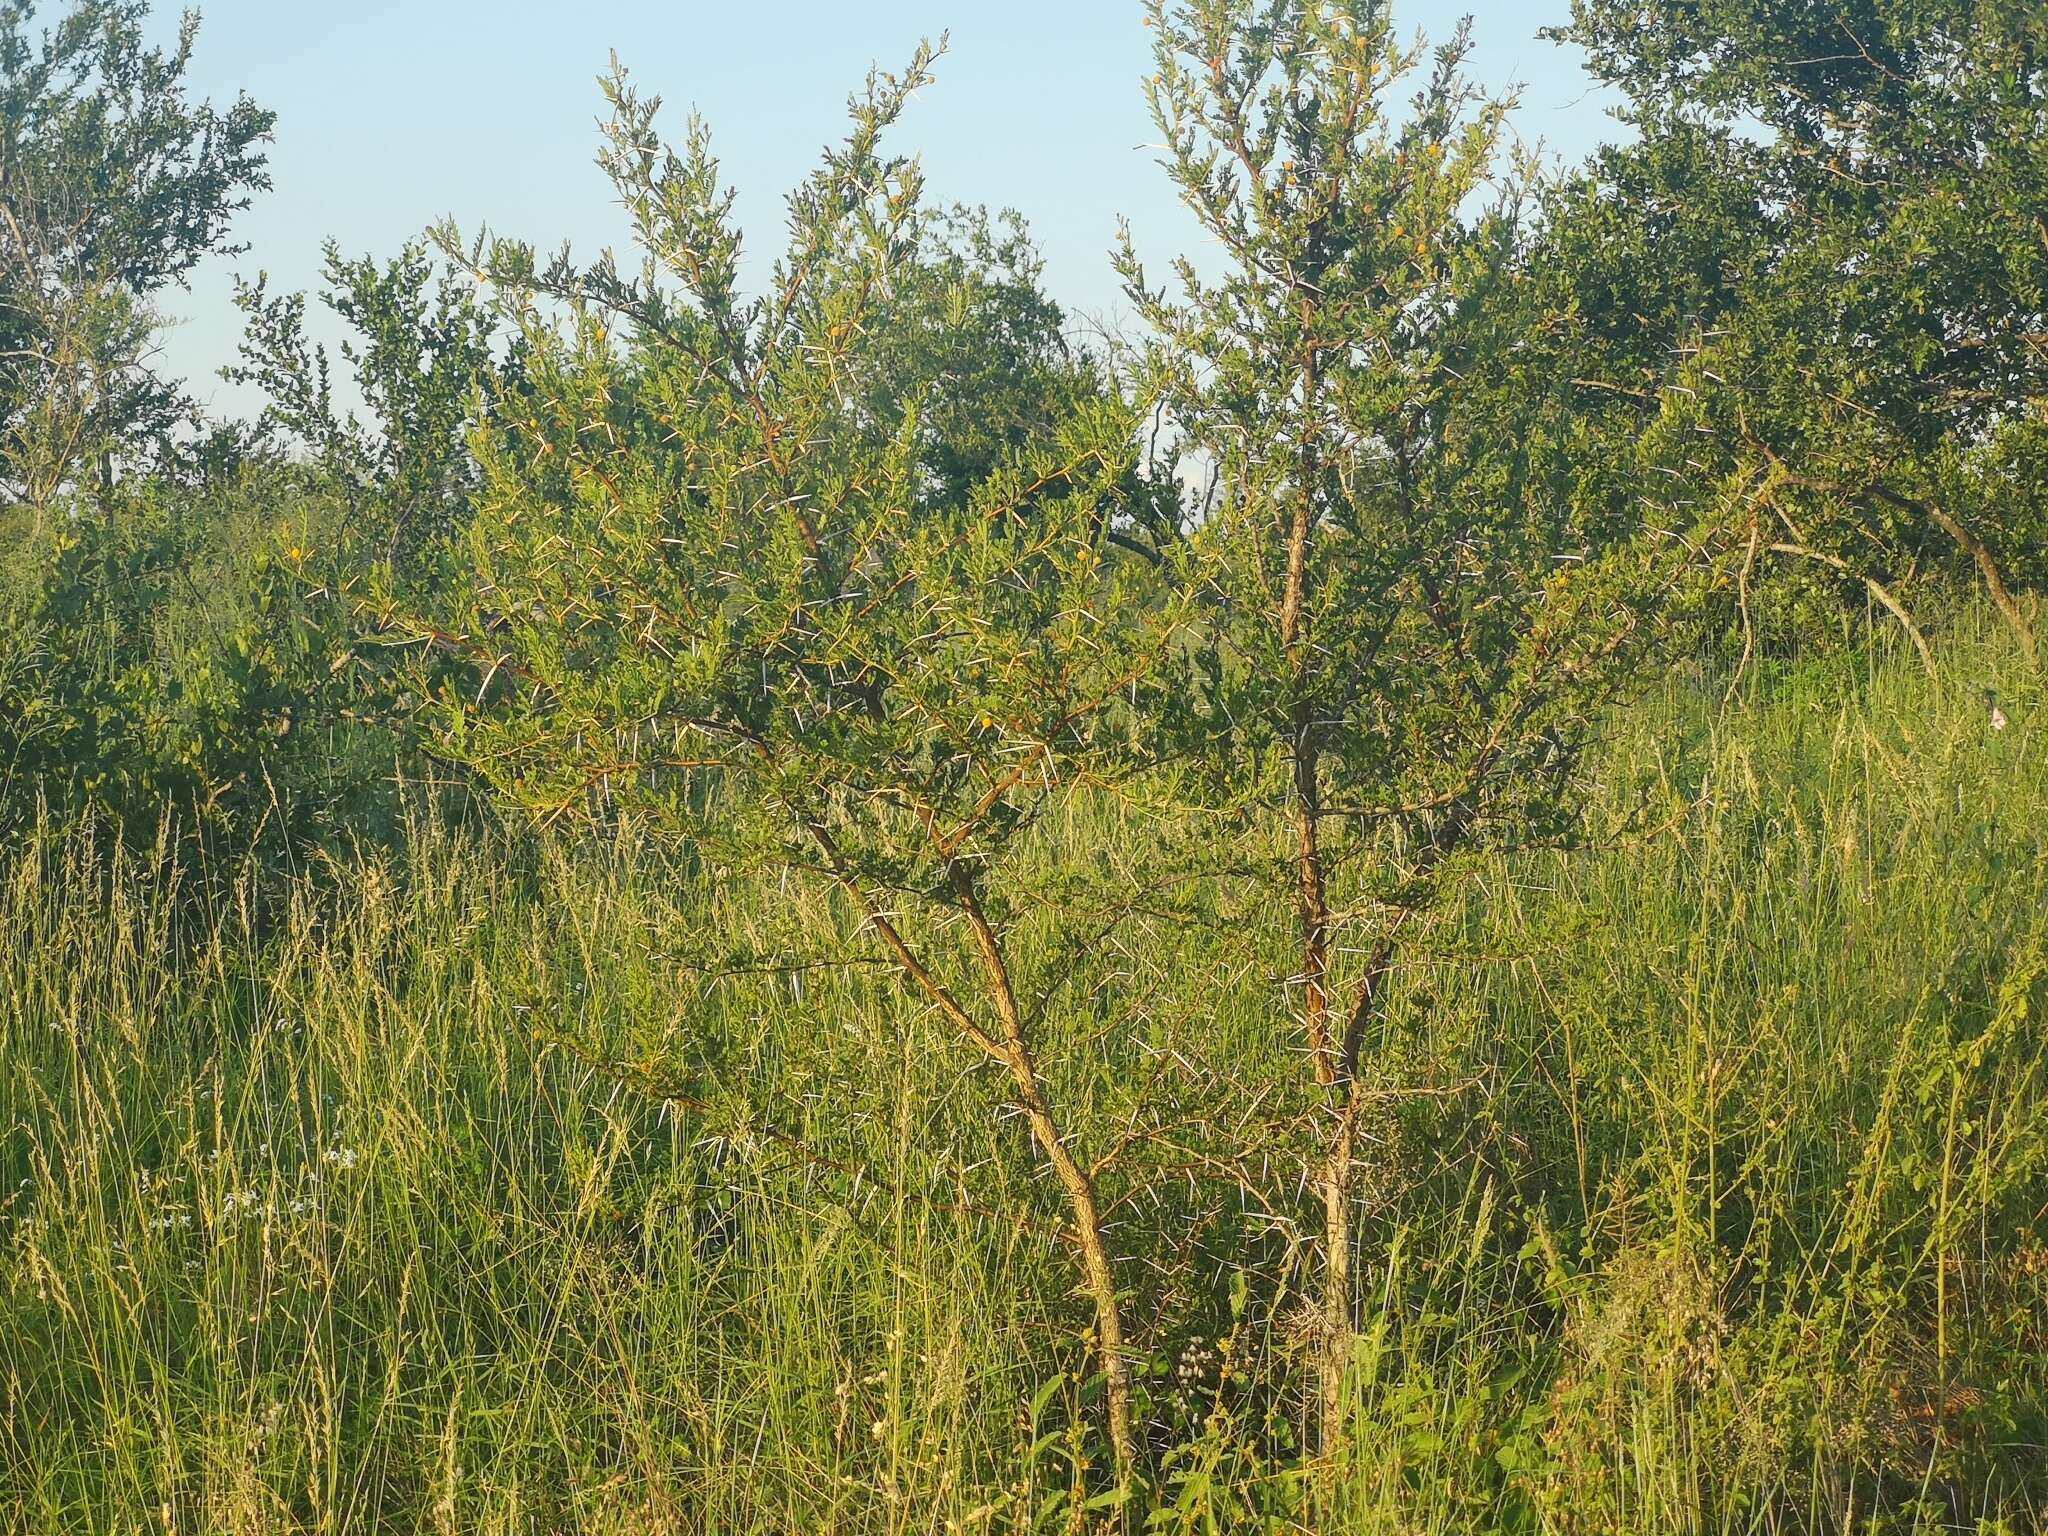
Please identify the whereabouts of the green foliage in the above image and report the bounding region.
[0,1,529,861]
[0,450,403,852]
[1547,0,2048,657]
[1128,1,1667,855]
[849,205,1109,515]
[420,49,1182,904]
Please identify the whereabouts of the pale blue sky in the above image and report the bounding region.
[138,2,1625,419]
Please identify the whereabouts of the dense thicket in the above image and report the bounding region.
[0,1,2041,1530]
[1545,0,2047,658]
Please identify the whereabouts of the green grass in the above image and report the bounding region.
[1,615,2044,1534]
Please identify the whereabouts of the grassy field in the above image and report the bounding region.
[1,615,2044,1534]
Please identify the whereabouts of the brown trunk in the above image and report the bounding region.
[1320,1099,1356,1457]
[1292,747,1355,1458]
[1026,1086,1135,1474]
[951,866,1136,1476]
[1279,342,1354,1461]
[799,814,1135,1476]
[1320,940,1397,1463]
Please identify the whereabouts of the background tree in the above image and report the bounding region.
[1,0,271,499]
[1122,0,1678,1460]
[227,239,514,572]
[1550,0,2048,664]
[0,0,290,848]
[845,205,1101,514]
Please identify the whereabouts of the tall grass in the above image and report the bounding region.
[1,616,2042,1533]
